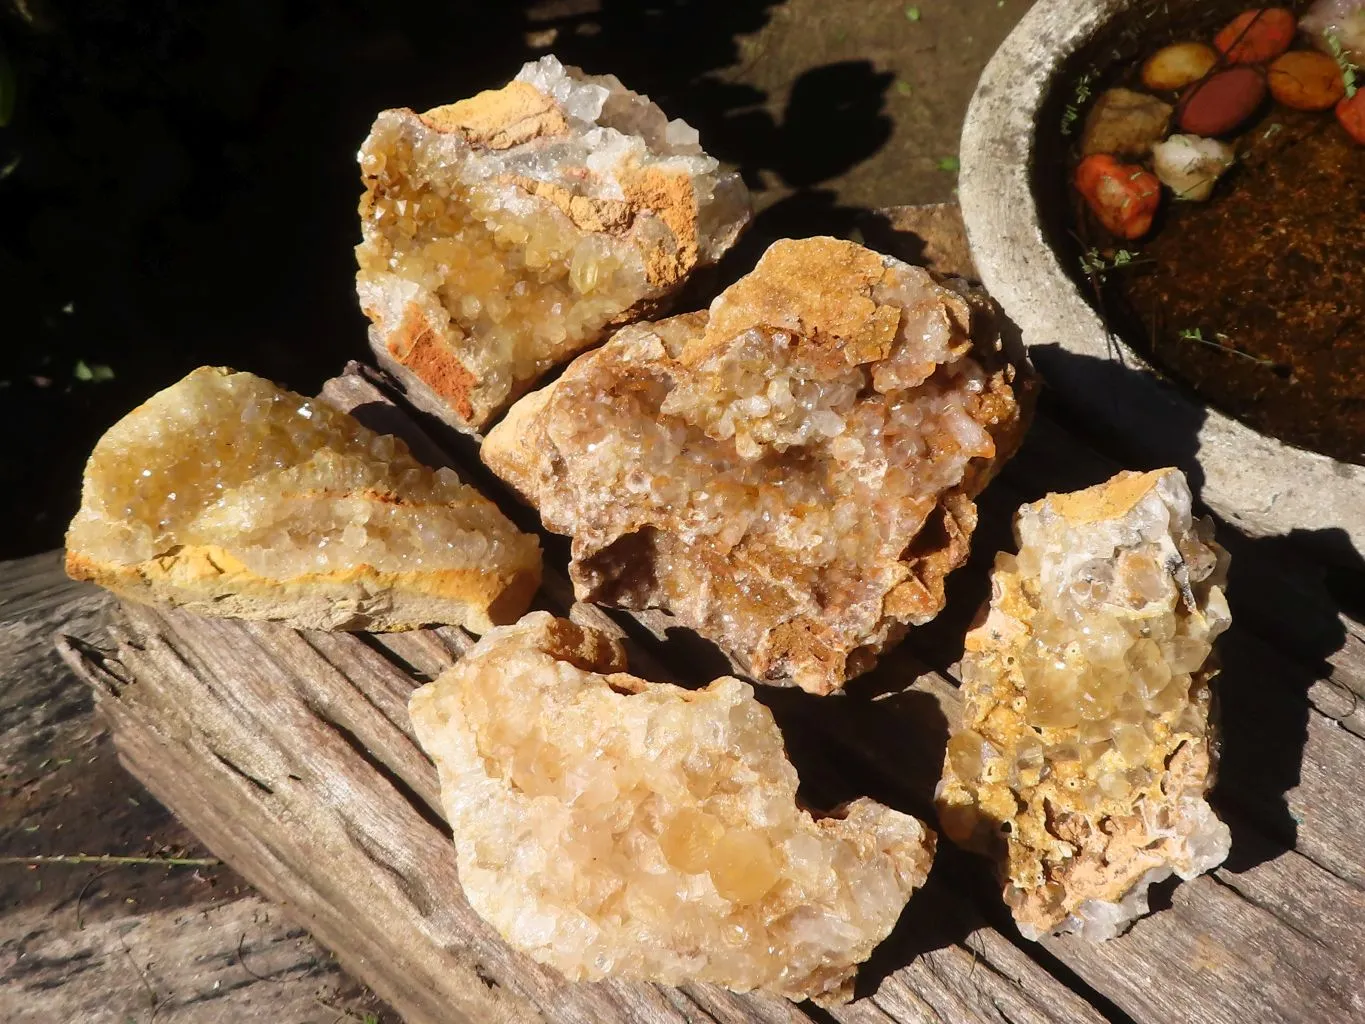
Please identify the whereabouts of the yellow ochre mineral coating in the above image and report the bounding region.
[65,367,541,633]
[355,55,750,430]
[936,469,1232,941]
[483,236,1032,695]
[407,612,935,1004]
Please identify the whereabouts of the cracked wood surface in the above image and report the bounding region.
[0,552,396,1024]
[39,356,1365,1024]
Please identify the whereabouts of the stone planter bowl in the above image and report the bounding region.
[959,0,1365,558]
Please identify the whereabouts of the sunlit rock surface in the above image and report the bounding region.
[483,237,1032,694]
[66,367,541,632]
[408,611,935,1003]
[356,55,750,430]
[936,469,1232,940]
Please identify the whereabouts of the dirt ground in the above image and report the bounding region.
[1,1,1037,1019]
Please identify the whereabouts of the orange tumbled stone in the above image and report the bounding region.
[1075,154,1162,239]
[1338,90,1365,145]
[1214,8,1296,64]
[1269,50,1348,110]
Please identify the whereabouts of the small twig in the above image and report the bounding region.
[74,867,116,931]
[1176,328,1279,368]
[118,930,162,1023]
[236,932,285,985]
[0,854,221,867]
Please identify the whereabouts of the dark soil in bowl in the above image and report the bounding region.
[1034,0,1365,466]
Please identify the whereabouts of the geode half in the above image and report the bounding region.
[65,367,541,632]
[483,236,1032,694]
[356,55,750,431]
[408,611,935,1003]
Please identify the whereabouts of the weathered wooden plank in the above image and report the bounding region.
[325,365,1123,1023]
[57,362,1365,1024]
[61,610,741,1024]
[1041,875,1365,1024]
[330,362,1365,1020]
[0,552,396,1024]
[1,893,365,1024]
[66,617,539,1024]
[1214,815,1365,956]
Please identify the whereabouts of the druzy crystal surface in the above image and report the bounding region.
[408,612,935,1003]
[936,469,1232,940]
[483,237,1031,694]
[355,55,750,430]
[66,367,541,632]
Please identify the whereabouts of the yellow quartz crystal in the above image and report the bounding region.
[936,469,1232,940]
[483,237,1032,694]
[408,611,936,1003]
[66,367,541,632]
[356,55,750,431]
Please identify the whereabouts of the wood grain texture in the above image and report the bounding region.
[54,355,1365,1024]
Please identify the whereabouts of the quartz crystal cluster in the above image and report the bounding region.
[408,611,935,1003]
[935,469,1232,941]
[355,55,751,430]
[65,367,541,632]
[483,237,1031,694]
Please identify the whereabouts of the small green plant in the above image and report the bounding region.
[904,6,922,22]
[1176,328,1278,368]
[937,155,959,172]
[895,80,913,96]
[1061,70,1095,136]
[74,359,115,383]
[1079,247,1148,279]
[1326,30,1359,98]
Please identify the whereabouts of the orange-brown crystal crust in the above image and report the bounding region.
[483,237,1032,694]
[936,470,1232,940]
[65,367,541,633]
[356,55,750,431]
[408,612,935,1003]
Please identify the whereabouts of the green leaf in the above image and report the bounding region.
[937,155,960,172]
[904,6,921,21]
[895,80,913,96]
[74,360,115,383]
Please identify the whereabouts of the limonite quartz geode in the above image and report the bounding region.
[356,55,751,431]
[483,236,1032,695]
[936,469,1232,940]
[65,367,541,632]
[407,611,935,1004]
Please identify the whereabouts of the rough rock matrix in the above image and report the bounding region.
[66,367,541,632]
[408,611,935,1003]
[483,237,1031,694]
[356,55,751,430]
[936,469,1232,940]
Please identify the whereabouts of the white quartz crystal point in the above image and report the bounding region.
[1152,135,1236,202]
[65,366,542,633]
[1302,0,1365,61]
[935,468,1232,941]
[355,54,751,430]
[408,611,936,1004]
